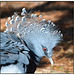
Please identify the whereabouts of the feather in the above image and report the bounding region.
[1,8,63,73]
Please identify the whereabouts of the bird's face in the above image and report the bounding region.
[41,45,53,65]
[24,38,54,65]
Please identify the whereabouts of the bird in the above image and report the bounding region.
[0,8,63,73]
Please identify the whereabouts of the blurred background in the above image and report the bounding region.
[0,1,74,74]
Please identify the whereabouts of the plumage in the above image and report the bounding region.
[0,8,63,73]
[0,32,40,73]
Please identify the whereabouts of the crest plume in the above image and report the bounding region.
[4,8,63,65]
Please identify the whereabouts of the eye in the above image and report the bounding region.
[43,48,46,51]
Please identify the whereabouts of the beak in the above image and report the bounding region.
[46,52,53,65]
[49,58,53,65]
[45,50,53,65]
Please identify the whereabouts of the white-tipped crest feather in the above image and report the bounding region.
[4,8,63,65]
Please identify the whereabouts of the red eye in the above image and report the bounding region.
[43,48,46,51]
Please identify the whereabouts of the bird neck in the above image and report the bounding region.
[29,50,42,65]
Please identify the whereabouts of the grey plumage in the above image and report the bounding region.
[0,32,31,73]
[0,8,63,73]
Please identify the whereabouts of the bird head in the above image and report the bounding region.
[24,30,61,66]
[4,8,63,65]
